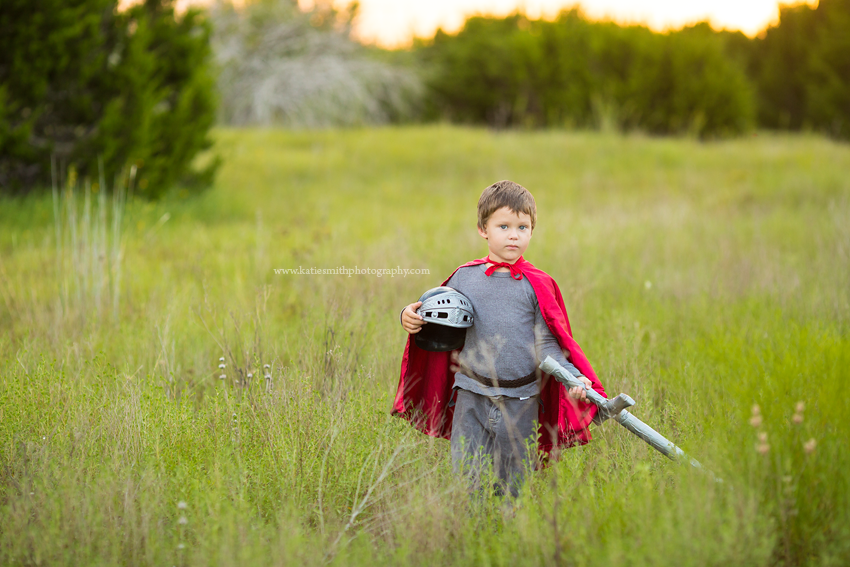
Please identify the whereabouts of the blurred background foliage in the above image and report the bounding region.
[420,13,755,136]
[0,0,218,198]
[753,0,850,137]
[419,0,850,138]
[1,0,849,197]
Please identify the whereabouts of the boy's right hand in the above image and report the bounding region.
[567,376,593,404]
[401,301,426,334]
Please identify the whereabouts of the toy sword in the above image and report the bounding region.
[540,356,710,473]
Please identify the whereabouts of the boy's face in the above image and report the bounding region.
[477,206,533,264]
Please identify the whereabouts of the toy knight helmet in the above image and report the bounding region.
[414,286,474,352]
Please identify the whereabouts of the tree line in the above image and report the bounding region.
[418,0,850,139]
[1,0,848,196]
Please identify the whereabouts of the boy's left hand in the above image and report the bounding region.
[450,351,460,373]
[567,376,593,403]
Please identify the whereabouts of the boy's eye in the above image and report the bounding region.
[519,225,528,230]
[499,225,508,230]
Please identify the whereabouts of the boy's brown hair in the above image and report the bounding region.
[477,180,537,231]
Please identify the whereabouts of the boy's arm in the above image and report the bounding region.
[534,311,583,378]
[534,307,592,402]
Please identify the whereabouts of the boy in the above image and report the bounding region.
[394,180,606,497]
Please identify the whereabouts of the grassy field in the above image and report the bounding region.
[1,125,849,566]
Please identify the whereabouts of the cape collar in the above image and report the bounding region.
[484,255,525,280]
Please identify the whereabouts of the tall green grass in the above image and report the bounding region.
[1,126,849,566]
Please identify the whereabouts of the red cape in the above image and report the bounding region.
[392,257,606,454]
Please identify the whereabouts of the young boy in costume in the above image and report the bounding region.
[394,180,606,497]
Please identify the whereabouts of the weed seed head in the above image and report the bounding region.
[795,401,805,413]
[178,516,188,525]
[749,415,762,427]
[751,404,761,416]
[758,432,768,443]
[177,501,187,510]
[804,438,817,454]
[219,357,225,362]
[219,363,225,369]
[792,413,803,424]
[757,443,770,454]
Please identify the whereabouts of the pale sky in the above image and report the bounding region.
[174,0,820,48]
[303,0,819,48]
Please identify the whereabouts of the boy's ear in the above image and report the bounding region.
[477,225,488,239]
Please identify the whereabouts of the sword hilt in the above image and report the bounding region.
[539,356,634,421]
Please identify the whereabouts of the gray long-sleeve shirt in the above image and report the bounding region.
[445,264,583,399]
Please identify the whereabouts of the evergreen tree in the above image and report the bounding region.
[753,3,817,130]
[753,0,850,138]
[806,0,850,138]
[0,0,217,197]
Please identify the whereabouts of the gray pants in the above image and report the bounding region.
[450,389,538,498]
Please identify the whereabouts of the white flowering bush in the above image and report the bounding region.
[211,0,421,127]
